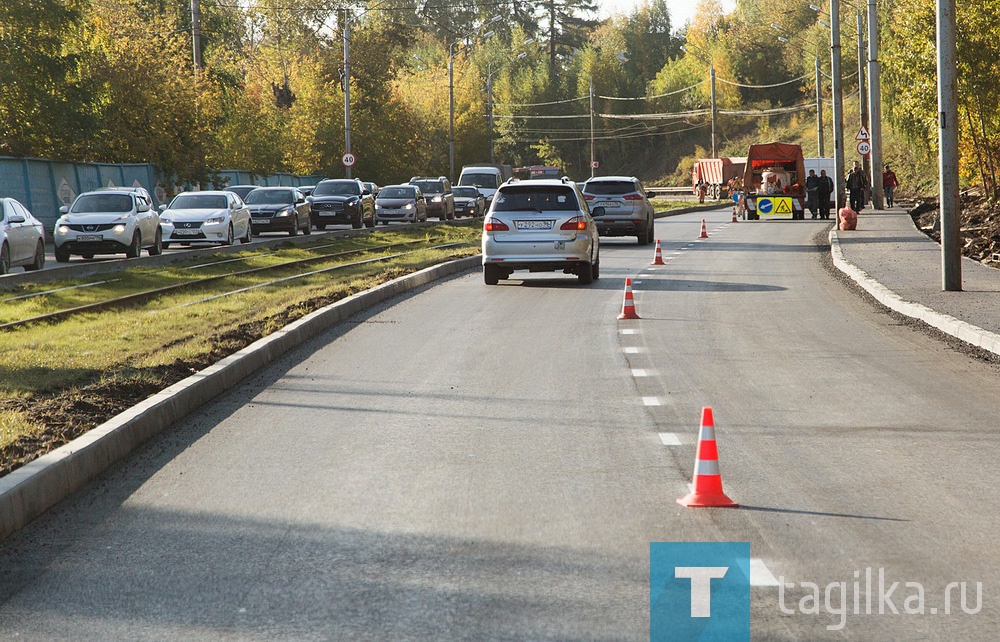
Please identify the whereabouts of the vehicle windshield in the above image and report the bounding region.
[313,181,360,196]
[378,187,415,199]
[245,189,294,205]
[453,187,480,198]
[584,181,636,196]
[492,186,579,212]
[169,194,228,210]
[411,181,443,194]
[458,173,497,189]
[71,193,133,214]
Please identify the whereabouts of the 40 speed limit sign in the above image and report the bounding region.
[341,152,357,167]
[856,141,871,156]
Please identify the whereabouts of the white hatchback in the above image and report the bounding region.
[159,191,252,247]
[481,178,600,285]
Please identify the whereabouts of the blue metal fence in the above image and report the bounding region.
[0,157,324,233]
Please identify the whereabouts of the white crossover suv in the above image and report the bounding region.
[481,178,600,285]
[55,189,162,261]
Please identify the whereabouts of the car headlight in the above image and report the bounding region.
[205,216,226,225]
[403,203,414,210]
[432,195,442,203]
[160,217,172,224]
[113,224,127,234]
[275,208,294,217]
[57,225,69,235]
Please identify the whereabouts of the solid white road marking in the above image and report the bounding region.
[620,329,638,335]
[642,397,660,406]
[749,559,781,587]
[658,433,681,446]
[623,347,640,354]
[633,281,643,285]
[631,369,649,377]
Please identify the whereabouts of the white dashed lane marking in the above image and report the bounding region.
[749,559,781,587]
[620,329,638,335]
[623,347,641,354]
[658,433,681,446]
[631,368,649,377]
[642,397,661,406]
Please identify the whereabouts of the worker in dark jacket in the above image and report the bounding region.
[805,169,821,219]
[817,170,834,220]
[846,161,869,213]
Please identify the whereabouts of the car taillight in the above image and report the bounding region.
[560,216,587,231]
[583,194,595,200]
[623,193,644,200]
[484,217,509,231]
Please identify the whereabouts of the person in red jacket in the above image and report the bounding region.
[882,164,899,208]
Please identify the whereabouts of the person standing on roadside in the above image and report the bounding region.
[805,169,821,219]
[846,161,869,213]
[882,164,899,208]
[817,169,834,220]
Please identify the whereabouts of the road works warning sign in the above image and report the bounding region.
[757,197,793,217]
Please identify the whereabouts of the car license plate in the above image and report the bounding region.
[252,218,269,225]
[319,212,339,217]
[173,229,200,236]
[77,234,102,242]
[515,220,553,230]
[596,201,620,208]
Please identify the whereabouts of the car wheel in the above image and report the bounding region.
[303,217,312,235]
[0,243,9,275]
[364,214,374,228]
[55,245,70,263]
[316,223,326,231]
[25,240,45,271]
[351,213,363,229]
[637,223,650,246]
[162,242,171,249]
[484,264,500,285]
[578,262,594,284]
[240,222,252,244]
[125,232,141,258]
[148,228,163,256]
[223,224,234,246]
[288,221,298,237]
[591,253,600,280]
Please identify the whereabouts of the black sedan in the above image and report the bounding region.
[452,186,486,218]
[308,179,375,230]
[244,187,311,236]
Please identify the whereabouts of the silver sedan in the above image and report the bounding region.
[1,197,46,274]
[159,191,253,247]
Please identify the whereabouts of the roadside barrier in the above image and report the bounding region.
[677,406,738,508]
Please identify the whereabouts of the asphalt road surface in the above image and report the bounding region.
[1,210,997,639]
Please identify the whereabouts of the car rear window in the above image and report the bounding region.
[584,181,636,195]
[492,186,579,212]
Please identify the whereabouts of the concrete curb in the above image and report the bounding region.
[829,230,1000,357]
[0,254,481,542]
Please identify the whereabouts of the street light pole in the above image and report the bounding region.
[710,66,717,158]
[343,10,352,179]
[938,0,961,291]
[816,55,824,156]
[829,1,846,214]
[590,78,596,177]
[856,9,869,188]
[867,0,884,208]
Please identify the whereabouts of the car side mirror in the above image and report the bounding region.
[592,206,605,217]
[8,214,25,224]
[138,202,151,212]
[297,198,305,204]
[60,205,69,214]
[159,204,167,211]
[363,190,371,196]
[646,191,654,199]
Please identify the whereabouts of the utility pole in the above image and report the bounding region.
[856,9,869,191]
[191,0,202,74]
[938,0,961,291]
[589,78,596,178]
[710,66,717,158]
[815,56,824,156]
[487,73,495,164]
[343,10,352,179]
[867,0,884,208]
[448,47,455,181]
[830,0,846,215]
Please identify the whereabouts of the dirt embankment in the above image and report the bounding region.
[909,190,1000,265]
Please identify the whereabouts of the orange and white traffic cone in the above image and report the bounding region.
[699,219,709,239]
[677,407,738,508]
[651,239,665,265]
[618,277,640,320]
[732,207,738,223]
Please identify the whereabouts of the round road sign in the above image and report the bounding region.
[857,141,871,156]
[342,152,357,167]
[591,161,599,169]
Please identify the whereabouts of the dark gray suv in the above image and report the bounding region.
[582,176,655,245]
[408,177,454,221]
